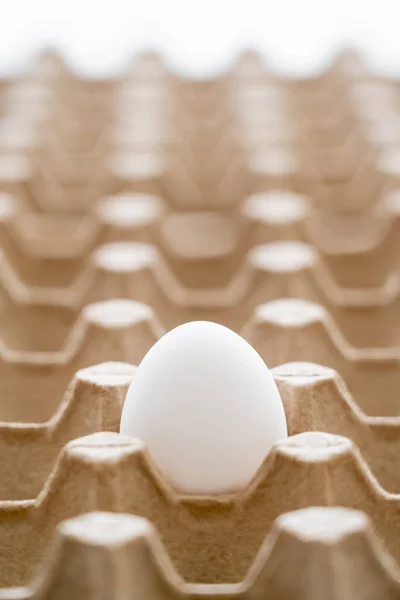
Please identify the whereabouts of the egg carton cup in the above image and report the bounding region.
[303,189,400,257]
[244,297,400,417]
[0,94,111,212]
[0,298,161,425]
[0,192,164,293]
[1,506,399,600]
[244,118,388,212]
[273,360,400,492]
[0,188,163,260]
[259,98,376,181]
[2,427,400,589]
[0,361,134,501]
[243,188,400,268]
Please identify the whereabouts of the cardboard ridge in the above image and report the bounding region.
[2,428,400,588]
[1,506,399,600]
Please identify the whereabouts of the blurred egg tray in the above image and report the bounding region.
[1,46,400,598]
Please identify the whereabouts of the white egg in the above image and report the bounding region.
[120,321,287,494]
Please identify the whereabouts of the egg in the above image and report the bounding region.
[120,321,287,495]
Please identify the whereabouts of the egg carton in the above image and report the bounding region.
[0,348,398,592]
[0,59,399,422]
[0,51,399,410]
[1,48,397,215]
[2,506,399,600]
[1,416,400,590]
[0,47,399,598]
[2,231,400,407]
[0,50,398,258]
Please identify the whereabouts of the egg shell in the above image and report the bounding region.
[120,321,287,494]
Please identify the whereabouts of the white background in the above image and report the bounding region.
[0,0,399,77]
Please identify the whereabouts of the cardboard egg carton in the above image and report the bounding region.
[0,50,399,409]
[0,47,399,597]
[2,506,400,600]
[0,49,394,214]
[2,418,400,590]
[0,357,398,594]
[0,50,397,223]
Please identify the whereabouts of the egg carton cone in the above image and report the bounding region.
[3,427,400,589]
[2,506,399,600]
[303,189,400,260]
